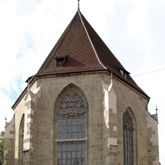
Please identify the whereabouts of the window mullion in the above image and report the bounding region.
[123,112,134,165]
[56,88,87,165]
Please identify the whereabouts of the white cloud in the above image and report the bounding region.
[127,0,148,40]
[0,0,165,163]
[0,92,13,131]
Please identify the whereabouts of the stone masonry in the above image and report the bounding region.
[4,72,159,165]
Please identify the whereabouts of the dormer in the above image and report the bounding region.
[55,55,67,67]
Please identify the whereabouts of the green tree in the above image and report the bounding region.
[0,131,5,165]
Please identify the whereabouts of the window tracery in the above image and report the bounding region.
[56,86,87,165]
[123,111,134,165]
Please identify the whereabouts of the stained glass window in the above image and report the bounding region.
[56,86,87,165]
[123,111,134,165]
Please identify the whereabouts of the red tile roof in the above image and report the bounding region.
[36,11,149,98]
[37,11,104,75]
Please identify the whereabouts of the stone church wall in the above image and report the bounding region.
[5,72,159,165]
[4,116,15,165]
[147,113,159,165]
[36,73,105,165]
[113,76,159,165]
[113,77,149,165]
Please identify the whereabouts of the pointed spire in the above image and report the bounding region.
[5,117,7,123]
[5,117,7,127]
[151,105,159,122]
[78,0,80,11]
[155,105,158,115]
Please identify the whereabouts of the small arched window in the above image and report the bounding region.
[55,85,87,165]
[19,115,25,164]
[123,111,134,165]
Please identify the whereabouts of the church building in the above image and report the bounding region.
[4,7,159,165]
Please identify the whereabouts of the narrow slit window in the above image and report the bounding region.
[123,111,134,165]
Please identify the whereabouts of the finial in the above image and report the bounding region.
[5,117,7,126]
[155,105,158,115]
[78,0,80,11]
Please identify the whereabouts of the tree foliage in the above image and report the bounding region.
[0,131,5,165]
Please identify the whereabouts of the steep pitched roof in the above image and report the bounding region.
[37,11,104,75]
[36,11,148,98]
[37,11,128,75]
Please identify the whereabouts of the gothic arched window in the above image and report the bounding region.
[123,111,134,165]
[56,85,87,165]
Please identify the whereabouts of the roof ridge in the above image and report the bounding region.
[78,11,107,70]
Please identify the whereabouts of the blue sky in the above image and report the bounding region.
[0,0,165,163]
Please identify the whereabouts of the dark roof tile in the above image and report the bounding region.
[36,11,148,98]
